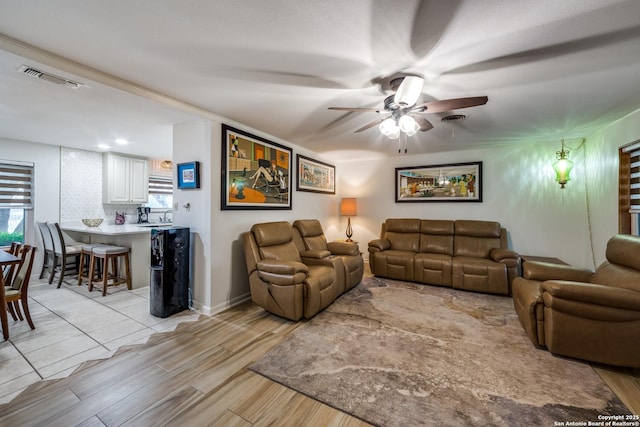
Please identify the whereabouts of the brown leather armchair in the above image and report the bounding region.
[512,234,640,367]
[293,219,364,294]
[242,221,338,321]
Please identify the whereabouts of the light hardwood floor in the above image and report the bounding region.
[0,301,638,426]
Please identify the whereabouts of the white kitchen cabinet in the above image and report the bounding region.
[103,153,149,203]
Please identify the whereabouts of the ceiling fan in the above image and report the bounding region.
[328,74,488,143]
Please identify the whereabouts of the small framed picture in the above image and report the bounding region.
[177,161,201,189]
[296,154,335,194]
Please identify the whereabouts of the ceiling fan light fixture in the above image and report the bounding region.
[399,115,420,136]
[379,118,400,139]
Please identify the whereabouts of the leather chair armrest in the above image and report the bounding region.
[541,280,640,310]
[327,241,359,256]
[256,260,309,286]
[299,250,332,259]
[490,248,519,262]
[523,261,593,282]
[368,239,390,252]
[257,259,309,275]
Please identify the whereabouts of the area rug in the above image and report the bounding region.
[250,277,628,426]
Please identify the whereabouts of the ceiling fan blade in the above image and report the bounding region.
[355,117,386,133]
[415,96,488,113]
[328,107,382,113]
[394,76,424,106]
[412,116,434,132]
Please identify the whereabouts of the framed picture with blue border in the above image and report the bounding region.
[177,161,201,189]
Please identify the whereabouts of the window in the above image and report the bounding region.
[0,161,34,246]
[146,176,173,209]
[619,141,640,236]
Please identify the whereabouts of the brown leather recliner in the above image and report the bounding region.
[512,234,640,367]
[293,219,364,294]
[242,221,339,321]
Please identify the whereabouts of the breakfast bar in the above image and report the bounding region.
[61,223,171,289]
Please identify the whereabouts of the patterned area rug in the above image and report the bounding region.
[251,277,628,426]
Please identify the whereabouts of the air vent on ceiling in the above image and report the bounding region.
[18,65,83,89]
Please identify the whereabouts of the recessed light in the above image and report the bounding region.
[115,138,129,145]
[97,144,110,150]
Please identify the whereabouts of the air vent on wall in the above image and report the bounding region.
[18,65,83,89]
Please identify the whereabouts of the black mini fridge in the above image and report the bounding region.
[150,227,190,318]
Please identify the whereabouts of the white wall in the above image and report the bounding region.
[335,108,640,270]
[0,137,60,271]
[172,119,343,314]
[336,140,592,267]
[585,108,640,263]
[172,120,214,314]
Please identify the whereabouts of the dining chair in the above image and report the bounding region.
[47,222,83,288]
[2,242,21,287]
[4,245,37,330]
[37,221,56,281]
[4,242,25,322]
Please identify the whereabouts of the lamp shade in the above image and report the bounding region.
[379,118,400,139]
[340,198,357,216]
[553,157,573,188]
[398,115,420,136]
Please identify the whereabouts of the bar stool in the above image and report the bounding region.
[88,245,132,296]
[77,243,106,286]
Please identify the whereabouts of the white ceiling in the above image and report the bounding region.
[1,0,640,161]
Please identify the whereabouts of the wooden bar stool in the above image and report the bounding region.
[77,243,106,286]
[88,245,132,296]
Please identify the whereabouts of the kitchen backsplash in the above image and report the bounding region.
[60,147,144,224]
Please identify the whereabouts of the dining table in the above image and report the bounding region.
[0,250,22,340]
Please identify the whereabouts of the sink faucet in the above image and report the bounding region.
[162,210,172,223]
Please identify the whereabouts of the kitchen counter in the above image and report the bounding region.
[61,222,173,235]
[61,222,174,289]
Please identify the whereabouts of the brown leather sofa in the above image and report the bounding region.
[512,234,640,368]
[242,220,363,321]
[368,219,520,295]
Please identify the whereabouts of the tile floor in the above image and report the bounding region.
[0,277,201,404]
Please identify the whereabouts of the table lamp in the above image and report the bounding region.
[340,198,357,242]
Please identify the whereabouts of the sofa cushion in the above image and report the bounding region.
[455,220,501,237]
[605,234,640,271]
[385,218,421,252]
[591,262,640,292]
[414,253,452,286]
[452,257,509,294]
[419,220,454,255]
[454,220,502,259]
[293,219,328,251]
[252,222,302,262]
[373,250,415,281]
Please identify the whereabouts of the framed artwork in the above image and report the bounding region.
[221,124,292,210]
[296,154,335,194]
[395,161,482,202]
[177,161,201,189]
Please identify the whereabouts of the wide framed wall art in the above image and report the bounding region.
[296,154,335,194]
[396,161,482,202]
[221,124,292,210]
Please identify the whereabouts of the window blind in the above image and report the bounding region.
[148,176,173,195]
[0,162,34,209]
[631,148,640,213]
